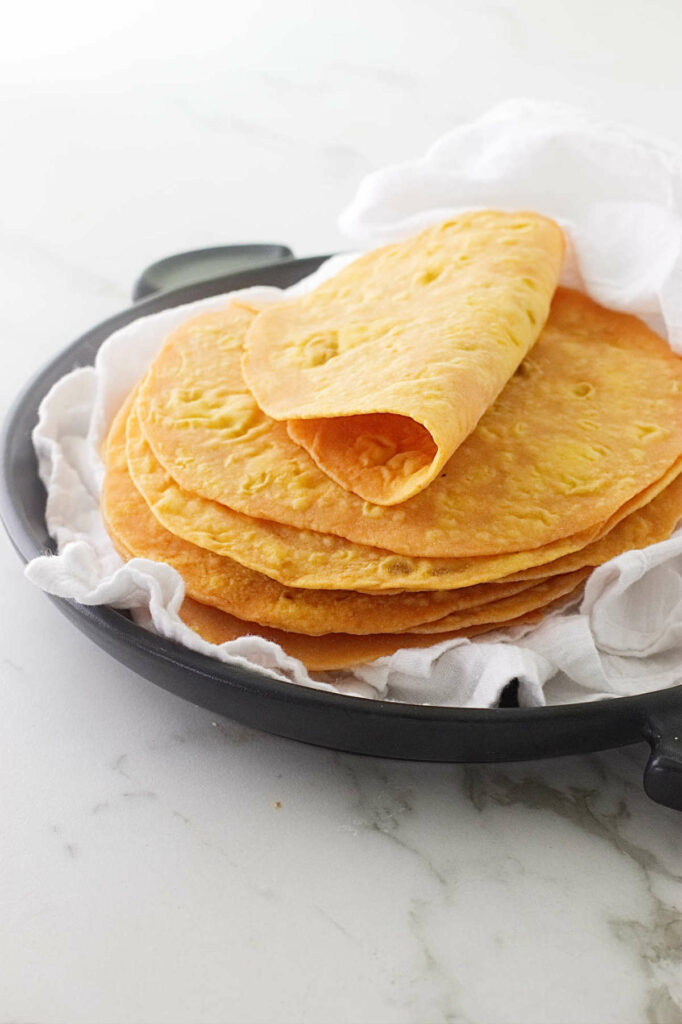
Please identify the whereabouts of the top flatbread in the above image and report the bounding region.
[127,402,682,591]
[243,211,564,504]
[102,394,543,634]
[137,290,682,559]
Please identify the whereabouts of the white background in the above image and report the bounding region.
[3,2,682,1022]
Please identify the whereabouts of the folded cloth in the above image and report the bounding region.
[24,100,682,707]
[340,98,682,351]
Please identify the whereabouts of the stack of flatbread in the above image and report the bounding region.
[101,211,682,670]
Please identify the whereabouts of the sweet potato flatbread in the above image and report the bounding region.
[242,211,564,504]
[109,517,573,670]
[177,597,560,671]
[103,398,544,634]
[402,570,589,633]
[126,400,682,591]
[103,402,594,637]
[136,290,682,558]
[505,473,682,581]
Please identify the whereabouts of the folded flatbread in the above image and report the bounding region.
[135,291,682,568]
[242,211,564,504]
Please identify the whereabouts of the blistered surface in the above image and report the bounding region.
[127,399,682,592]
[137,290,682,557]
[244,211,564,504]
[104,400,543,634]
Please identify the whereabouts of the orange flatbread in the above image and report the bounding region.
[136,289,682,558]
[103,397,547,635]
[402,569,589,633]
[243,211,564,504]
[505,473,682,581]
[177,597,562,671]
[127,402,682,591]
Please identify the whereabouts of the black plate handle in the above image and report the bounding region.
[132,244,295,301]
[643,709,682,810]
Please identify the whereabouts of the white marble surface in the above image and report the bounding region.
[3,2,682,1021]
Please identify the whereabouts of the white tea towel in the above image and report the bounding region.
[25,100,682,707]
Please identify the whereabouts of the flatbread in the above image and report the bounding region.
[242,211,564,504]
[127,401,682,591]
[136,289,682,558]
[103,400,596,639]
[505,473,682,581]
[103,398,545,634]
[177,597,559,671]
[402,569,589,633]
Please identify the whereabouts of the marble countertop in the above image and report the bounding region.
[3,2,682,1021]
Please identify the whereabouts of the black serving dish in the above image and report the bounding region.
[3,245,682,810]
